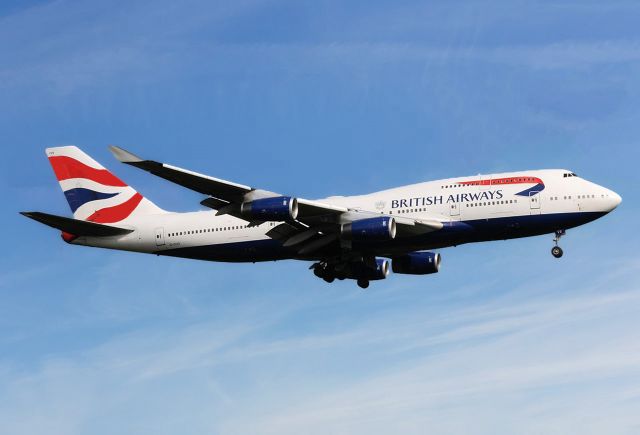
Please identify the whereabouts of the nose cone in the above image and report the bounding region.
[611,191,622,207]
[605,190,622,212]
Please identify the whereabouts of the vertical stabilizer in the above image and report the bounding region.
[46,146,165,223]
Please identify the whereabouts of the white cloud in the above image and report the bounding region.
[4,0,640,97]
[1,259,639,435]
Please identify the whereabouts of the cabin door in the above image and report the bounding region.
[155,227,165,246]
[529,192,541,215]
[449,202,461,221]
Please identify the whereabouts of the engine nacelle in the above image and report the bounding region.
[392,252,441,275]
[349,258,390,281]
[241,196,298,221]
[341,217,396,241]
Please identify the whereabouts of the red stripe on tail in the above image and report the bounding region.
[87,193,143,223]
[49,156,127,187]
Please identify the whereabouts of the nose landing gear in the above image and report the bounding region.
[551,230,565,258]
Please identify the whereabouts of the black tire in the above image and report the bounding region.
[323,276,335,283]
[357,279,369,289]
[551,246,563,258]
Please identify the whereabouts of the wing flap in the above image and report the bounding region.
[297,199,348,218]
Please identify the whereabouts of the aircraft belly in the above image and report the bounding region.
[376,211,608,254]
[156,238,294,263]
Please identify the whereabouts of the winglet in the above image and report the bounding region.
[109,145,143,163]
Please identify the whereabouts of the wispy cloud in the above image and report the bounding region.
[4,0,640,97]
[1,258,639,434]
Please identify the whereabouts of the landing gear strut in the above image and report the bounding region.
[551,230,565,258]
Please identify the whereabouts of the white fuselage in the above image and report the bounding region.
[71,169,621,262]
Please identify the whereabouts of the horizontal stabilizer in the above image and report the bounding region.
[20,211,134,237]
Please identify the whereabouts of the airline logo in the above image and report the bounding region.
[47,147,143,223]
[459,176,545,196]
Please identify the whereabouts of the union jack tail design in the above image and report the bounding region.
[46,146,165,223]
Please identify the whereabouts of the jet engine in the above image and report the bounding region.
[392,252,441,275]
[341,217,396,241]
[241,196,298,221]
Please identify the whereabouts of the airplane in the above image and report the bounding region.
[21,146,621,289]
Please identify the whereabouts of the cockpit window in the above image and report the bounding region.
[563,172,579,178]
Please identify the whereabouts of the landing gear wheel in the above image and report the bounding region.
[551,230,566,259]
[551,246,563,258]
[323,276,335,283]
[357,279,369,289]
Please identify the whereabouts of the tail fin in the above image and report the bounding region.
[46,146,165,223]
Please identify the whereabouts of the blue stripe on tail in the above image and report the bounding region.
[63,188,118,213]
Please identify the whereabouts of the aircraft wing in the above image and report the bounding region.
[110,145,348,219]
[109,145,253,202]
[109,146,443,253]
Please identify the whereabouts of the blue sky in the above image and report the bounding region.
[2,1,640,433]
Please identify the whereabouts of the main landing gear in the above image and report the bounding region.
[312,261,370,289]
[551,230,565,258]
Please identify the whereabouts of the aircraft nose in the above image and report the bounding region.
[611,191,622,207]
[603,189,622,212]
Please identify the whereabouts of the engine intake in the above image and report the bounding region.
[241,196,298,221]
[392,252,441,275]
[341,217,396,241]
